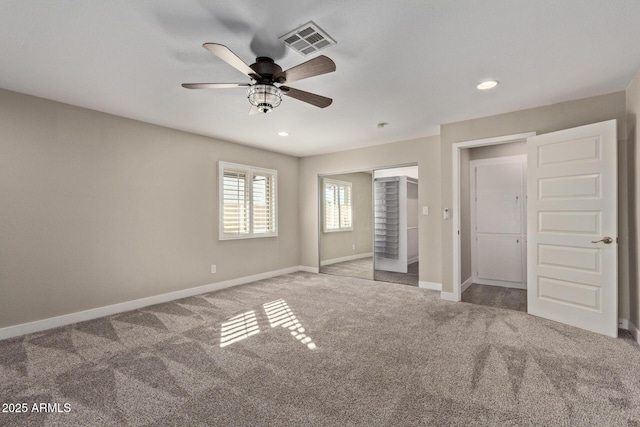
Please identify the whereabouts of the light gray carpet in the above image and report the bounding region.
[374,261,419,287]
[321,257,419,286]
[320,257,374,280]
[462,283,528,312]
[1,272,640,426]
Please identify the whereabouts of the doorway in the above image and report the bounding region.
[452,133,535,310]
[463,149,528,312]
[452,121,618,337]
[318,164,419,287]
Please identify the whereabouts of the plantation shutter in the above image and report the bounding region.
[223,170,249,235]
[339,184,352,229]
[219,162,278,240]
[325,182,339,230]
[252,173,276,234]
[323,179,352,232]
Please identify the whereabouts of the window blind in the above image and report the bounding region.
[323,179,352,232]
[252,173,276,234]
[219,162,277,240]
[223,170,249,235]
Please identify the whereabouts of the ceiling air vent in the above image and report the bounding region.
[278,21,336,56]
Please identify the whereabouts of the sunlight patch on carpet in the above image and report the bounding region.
[219,310,260,348]
[263,299,316,350]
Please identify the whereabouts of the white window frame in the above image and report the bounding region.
[218,161,278,240]
[322,178,353,233]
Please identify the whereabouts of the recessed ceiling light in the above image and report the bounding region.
[278,131,290,137]
[477,80,499,90]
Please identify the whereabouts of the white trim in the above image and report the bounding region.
[0,266,309,341]
[408,256,419,264]
[419,281,442,291]
[440,291,460,302]
[451,132,536,302]
[629,320,639,344]
[320,252,373,266]
[298,265,320,274]
[461,277,473,292]
[618,318,629,330]
[473,278,527,290]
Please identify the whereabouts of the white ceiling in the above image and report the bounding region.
[1,1,640,157]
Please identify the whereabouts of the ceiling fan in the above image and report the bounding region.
[182,43,336,114]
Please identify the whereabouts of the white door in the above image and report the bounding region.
[527,120,617,337]
[472,157,527,288]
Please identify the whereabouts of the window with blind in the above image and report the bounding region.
[323,178,353,232]
[219,162,277,240]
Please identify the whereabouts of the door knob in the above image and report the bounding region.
[591,237,613,244]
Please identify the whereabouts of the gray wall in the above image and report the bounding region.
[440,91,630,320]
[0,89,300,328]
[628,71,640,330]
[460,142,527,282]
[319,172,373,263]
[300,136,442,286]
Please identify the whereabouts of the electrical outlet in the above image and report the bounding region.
[352,244,356,250]
[211,264,217,274]
[423,206,429,215]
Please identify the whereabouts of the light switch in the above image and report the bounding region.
[423,206,429,215]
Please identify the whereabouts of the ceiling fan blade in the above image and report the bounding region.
[280,56,336,83]
[249,105,260,115]
[203,43,261,79]
[182,83,250,89]
[280,86,332,108]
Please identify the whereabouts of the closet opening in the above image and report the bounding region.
[452,132,535,310]
[317,164,419,287]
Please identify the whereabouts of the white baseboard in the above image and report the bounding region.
[419,281,442,291]
[628,320,639,344]
[408,256,419,265]
[0,265,311,341]
[461,277,473,292]
[298,265,319,274]
[320,252,373,266]
[473,277,527,290]
[440,291,460,302]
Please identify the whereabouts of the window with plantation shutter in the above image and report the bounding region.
[219,162,277,240]
[323,178,353,232]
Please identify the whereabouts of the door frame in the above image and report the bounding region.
[451,132,536,301]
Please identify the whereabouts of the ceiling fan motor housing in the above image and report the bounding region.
[251,57,286,84]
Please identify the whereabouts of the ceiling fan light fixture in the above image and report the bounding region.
[248,84,283,113]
